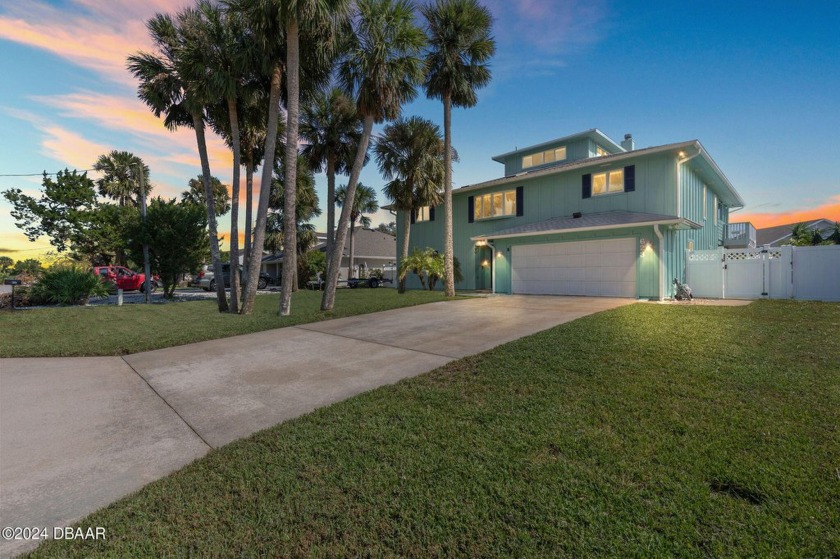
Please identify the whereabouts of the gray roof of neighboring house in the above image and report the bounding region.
[755,218,835,246]
[471,210,699,241]
[313,227,396,258]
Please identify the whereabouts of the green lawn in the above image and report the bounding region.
[26,300,840,557]
[0,290,449,357]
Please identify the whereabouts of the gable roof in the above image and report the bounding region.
[755,218,836,246]
[458,139,744,209]
[491,128,625,163]
[471,210,700,241]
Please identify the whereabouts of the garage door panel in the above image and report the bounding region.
[512,238,636,297]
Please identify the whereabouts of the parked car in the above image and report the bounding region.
[93,266,157,292]
[195,264,271,291]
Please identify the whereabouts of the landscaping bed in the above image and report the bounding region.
[25,300,839,557]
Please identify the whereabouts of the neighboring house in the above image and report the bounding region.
[400,128,745,299]
[261,232,327,282]
[755,219,836,246]
[314,227,396,280]
[262,229,396,282]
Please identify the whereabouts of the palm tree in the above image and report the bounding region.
[184,1,255,313]
[828,222,840,244]
[128,9,229,312]
[93,151,151,208]
[233,0,348,316]
[790,222,823,246]
[270,154,321,290]
[335,182,378,279]
[92,151,151,266]
[375,116,446,292]
[300,87,366,280]
[322,0,426,310]
[422,0,495,297]
[182,176,232,217]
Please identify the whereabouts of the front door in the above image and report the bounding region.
[475,245,492,290]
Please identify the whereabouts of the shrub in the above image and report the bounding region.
[0,286,49,309]
[30,265,110,305]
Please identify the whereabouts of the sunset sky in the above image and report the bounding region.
[1,0,838,261]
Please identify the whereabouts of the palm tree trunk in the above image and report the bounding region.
[349,219,355,278]
[443,93,455,297]
[227,97,241,314]
[280,20,300,317]
[325,153,336,281]
[241,63,282,315]
[322,115,374,310]
[398,210,410,293]
[192,110,229,313]
[242,154,254,301]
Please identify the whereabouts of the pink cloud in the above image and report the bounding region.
[0,0,190,84]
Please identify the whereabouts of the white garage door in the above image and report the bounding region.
[511,238,637,297]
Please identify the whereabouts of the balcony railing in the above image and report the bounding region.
[725,222,756,248]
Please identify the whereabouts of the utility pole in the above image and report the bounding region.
[138,165,152,304]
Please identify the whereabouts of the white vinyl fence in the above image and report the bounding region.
[686,245,840,301]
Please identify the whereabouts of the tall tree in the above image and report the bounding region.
[233,0,347,316]
[182,176,232,217]
[335,182,378,279]
[270,154,321,290]
[300,86,366,281]
[322,0,426,310]
[375,116,446,292]
[92,150,150,265]
[124,197,209,298]
[422,0,494,297]
[185,1,254,313]
[93,151,152,208]
[128,10,229,312]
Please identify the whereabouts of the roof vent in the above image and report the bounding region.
[621,133,634,151]
[572,212,582,219]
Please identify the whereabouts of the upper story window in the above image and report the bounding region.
[595,145,609,157]
[475,190,517,220]
[522,146,566,169]
[415,206,432,222]
[592,169,624,195]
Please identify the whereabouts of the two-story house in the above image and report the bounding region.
[400,129,744,299]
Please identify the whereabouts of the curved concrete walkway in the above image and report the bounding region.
[0,295,633,557]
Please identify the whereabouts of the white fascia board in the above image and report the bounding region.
[470,218,700,241]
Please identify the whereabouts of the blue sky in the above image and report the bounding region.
[1,0,838,257]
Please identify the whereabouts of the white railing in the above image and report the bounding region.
[724,222,756,248]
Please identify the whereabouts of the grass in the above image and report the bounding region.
[0,289,449,357]
[25,300,840,557]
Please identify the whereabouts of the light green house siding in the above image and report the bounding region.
[398,132,741,299]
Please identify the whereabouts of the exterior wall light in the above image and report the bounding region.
[481,260,490,267]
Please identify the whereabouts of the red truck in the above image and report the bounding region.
[93,266,157,292]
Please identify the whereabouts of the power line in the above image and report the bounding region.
[0,168,97,177]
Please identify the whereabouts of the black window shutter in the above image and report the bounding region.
[429,206,435,221]
[468,196,474,223]
[516,186,524,216]
[624,165,636,192]
[410,209,415,224]
[582,174,592,198]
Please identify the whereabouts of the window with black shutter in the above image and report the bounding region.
[582,173,592,198]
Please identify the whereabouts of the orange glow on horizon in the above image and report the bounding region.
[737,196,840,229]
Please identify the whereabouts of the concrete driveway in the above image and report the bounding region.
[0,295,633,556]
